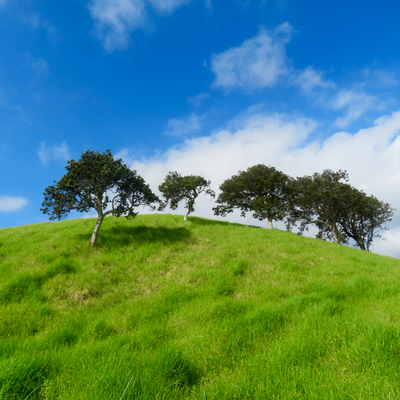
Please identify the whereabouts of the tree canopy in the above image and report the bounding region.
[335,189,395,251]
[290,169,395,250]
[213,164,293,229]
[158,172,215,220]
[290,169,350,243]
[41,149,159,246]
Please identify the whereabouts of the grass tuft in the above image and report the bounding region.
[0,355,54,400]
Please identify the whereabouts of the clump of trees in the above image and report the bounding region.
[41,150,159,246]
[288,169,395,251]
[41,150,394,252]
[214,165,394,251]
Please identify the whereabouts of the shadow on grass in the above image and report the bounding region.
[78,225,192,248]
[0,260,77,305]
[189,216,261,229]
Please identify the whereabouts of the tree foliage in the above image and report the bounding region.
[41,149,159,246]
[290,169,395,250]
[213,164,293,229]
[290,169,350,243]
[336,189,395,251]
[158,172,215,220]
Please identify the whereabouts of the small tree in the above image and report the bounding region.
[41,149,159,246]
[213,164,293,229]
[158,172,215,220]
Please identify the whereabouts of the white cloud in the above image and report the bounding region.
[164,113,203,136]
[129,112,315,190]
[372,228,400,259]
[0,196,28,212]
[295,66,336,93]
[332,89,377,128]
[38,142,70,166]
[88,0,195,52]
[121,108,400,258]
[88,0,147,52]
[210,23,292,89]
[210,27,383,128]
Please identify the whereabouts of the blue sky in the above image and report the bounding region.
[1,0,400,257]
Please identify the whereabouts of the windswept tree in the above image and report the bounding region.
[336,189,395,251]
[213,164,293,229]
[290,169,350,243]
[158,172,215,220]
[41,149,159,246]
[291,169,395,250]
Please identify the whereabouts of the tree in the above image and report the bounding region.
[290,169,350,243]
[213,164,293,229]
[41,149,159,246]
[336,189,395,251]
[158,172,215,220]
[291,169,395,250]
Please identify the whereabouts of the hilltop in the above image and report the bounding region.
[1,214,400,399]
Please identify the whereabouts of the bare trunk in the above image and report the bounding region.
[329,223,339,243]
[184,208,190,221]
[333,229,339,243]
[91,214,104,246]
[357,238,366,251]
[268,219,273,229]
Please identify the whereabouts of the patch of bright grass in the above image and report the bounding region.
[1,213,400,398]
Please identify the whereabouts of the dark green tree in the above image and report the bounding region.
[336,189,395,251]
[41,149,159,246]
[290,169,350,243]
[291,169,395,250]
[158,172,215,220]
[213,164,293,229]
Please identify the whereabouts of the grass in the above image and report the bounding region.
[1,213,400,399]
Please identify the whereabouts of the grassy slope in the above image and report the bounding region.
[1,214,400,399]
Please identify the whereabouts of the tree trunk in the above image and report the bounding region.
[332,228,339,243]
[357,239,366,251]
[328,223,340,243]
[184,208,190,221]
[91,214,104,246]
[268,219,273,229]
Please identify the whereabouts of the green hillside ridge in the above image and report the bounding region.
[1,214,400,399]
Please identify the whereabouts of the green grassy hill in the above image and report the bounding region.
[1,214,400,399]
